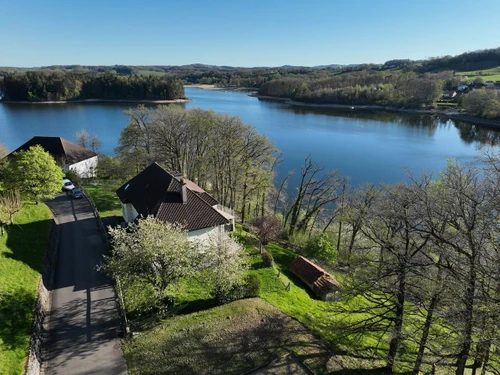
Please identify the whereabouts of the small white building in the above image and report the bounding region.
[9,136,98,177]
[116,162,234,242]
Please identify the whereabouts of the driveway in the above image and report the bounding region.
[45,193,127,374]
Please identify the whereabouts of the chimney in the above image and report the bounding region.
[180,178,187,204]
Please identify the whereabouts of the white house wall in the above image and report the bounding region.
[68,156,98,178]
[122,203,139,223]
[187,226,222,242]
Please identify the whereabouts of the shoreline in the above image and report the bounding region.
[250,94,500,128]
[0,98,191,104]
[185,84,257,92]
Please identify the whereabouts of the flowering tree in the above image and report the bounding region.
[102,217,197,304]
[200,231,249,303]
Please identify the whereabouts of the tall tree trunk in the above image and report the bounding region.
[386,266,406,374]
[241,182,248,224]
[455,258,476,375]
[480,341,491,375]
[412,294,438,375]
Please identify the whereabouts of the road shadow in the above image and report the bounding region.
[44,292,122,369]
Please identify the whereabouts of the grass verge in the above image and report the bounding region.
[82,179,123,218]
[0,203,52,374]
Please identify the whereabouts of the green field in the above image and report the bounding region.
[82,180,123,218]
[456,66,500,82]
[0,203,52,374]
[138,69,166,76]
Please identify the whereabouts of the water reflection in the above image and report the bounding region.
[273,104,439,135]
[275,102,500,146]
[451,121,500,146]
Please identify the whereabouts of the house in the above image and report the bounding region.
[9,136,98,177]
[290,256,341,301]
[116,162,234,242]
[442,90,457,99]
[457,85,469,92]
[484,81,495,88]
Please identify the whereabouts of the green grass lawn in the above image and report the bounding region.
[82,179,123,218]
[138,69,166,76]
[0,203,52,374]
[456,66,500,82]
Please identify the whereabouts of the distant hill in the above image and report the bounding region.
[1,47,499,74]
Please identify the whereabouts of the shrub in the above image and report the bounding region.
[303,233,337,262]
[65,169,82,186]
[213,274,261,304]
[261,251,274,267]
[243,274,260,297]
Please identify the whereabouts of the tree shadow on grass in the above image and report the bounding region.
[4,218,52,276]
[127,303,333,375]
[0,288,36,357]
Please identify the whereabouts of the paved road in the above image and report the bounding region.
[45,194,127,375]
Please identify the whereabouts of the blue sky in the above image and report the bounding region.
[1,0,499,67]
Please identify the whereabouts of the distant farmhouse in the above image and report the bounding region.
[290,256,341,301]
[116,162,234,242]
[8,136,98,177]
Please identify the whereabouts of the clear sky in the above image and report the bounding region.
[1,0,499,67]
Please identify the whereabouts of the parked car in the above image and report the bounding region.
[62,178,75,192]
[70,188,82,199]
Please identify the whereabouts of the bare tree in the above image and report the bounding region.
[284,155,345,236]
[251,216,283,252]
[340,183,377,264]
[76,129,101,153]
[0,143,8,158]
[0,190,23,235]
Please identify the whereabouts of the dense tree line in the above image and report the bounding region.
[331,156,500,374]
[258,70,444,108]
[0,71,185,101]
[416,47,500,73]
[112,106,277,220]
[461,89,500,119]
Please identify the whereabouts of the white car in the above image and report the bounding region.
[62,178,75,192]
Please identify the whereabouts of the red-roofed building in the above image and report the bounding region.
[290,256,341,301]
[116,162,234,242]
[9,136,98,177]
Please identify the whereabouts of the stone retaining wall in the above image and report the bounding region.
[24,219,59,375]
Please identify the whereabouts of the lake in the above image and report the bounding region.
[1,87,498,187]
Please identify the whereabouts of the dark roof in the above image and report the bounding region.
[9,136,97,165]
[290,256,341,297]
[116,162,229,231]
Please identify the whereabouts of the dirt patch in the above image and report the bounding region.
[124,298,332,375]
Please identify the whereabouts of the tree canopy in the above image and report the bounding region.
[0,71,185,102]
[3,145,64,202]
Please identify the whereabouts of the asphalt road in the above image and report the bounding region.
[45,193,127,375]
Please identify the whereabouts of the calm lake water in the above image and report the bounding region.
[1,87,498,187]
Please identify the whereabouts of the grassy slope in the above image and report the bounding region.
[138,70,166,76]
[82,180,123,218]
[0,203,52,374]
[123,298,331,375]
[456,66,500,82]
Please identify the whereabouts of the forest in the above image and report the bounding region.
[258,70,446,108]
[0,71,185,101]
